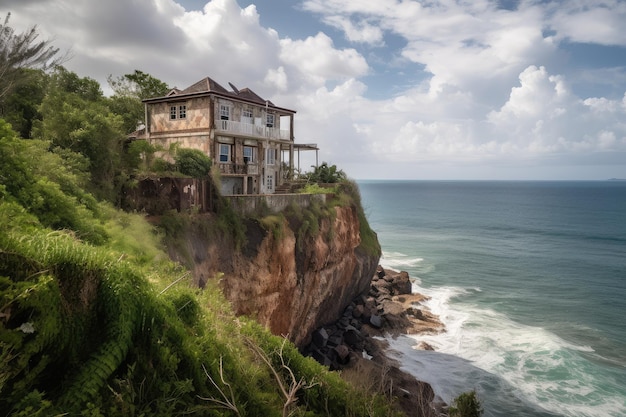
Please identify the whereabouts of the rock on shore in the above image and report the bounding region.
[302,266,446,416]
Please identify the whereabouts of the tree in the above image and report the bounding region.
[0,13,65,100]
[0,68,47,138]
[0,119,107,243]
[34,67,125,201]
[107,70,169,133]
[108,69,169,99]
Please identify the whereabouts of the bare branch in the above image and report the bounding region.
[245,336,319,417]
[198,360,242,416]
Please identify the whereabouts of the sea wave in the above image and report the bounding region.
[395,282,626,417]
[380,250,424,269]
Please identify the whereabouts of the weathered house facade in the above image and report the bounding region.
[142,77,296,195]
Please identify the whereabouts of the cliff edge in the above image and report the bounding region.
[164,188,380,348]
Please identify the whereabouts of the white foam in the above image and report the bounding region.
[380,250,424,269]
[397,281,626,417]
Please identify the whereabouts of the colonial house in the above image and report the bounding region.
[141,76,305,196]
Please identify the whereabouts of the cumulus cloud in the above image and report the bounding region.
[548,1,626,46]
[2,0,625,179]
[279,32,369,88]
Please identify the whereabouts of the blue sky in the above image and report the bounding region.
[3,0,626,179]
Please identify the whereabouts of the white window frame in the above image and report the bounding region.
[178,105,186,119]
[242,108,253,124]
[220,104,230,120]
[219,144,231,163]
[243,146,255,163]
[170,106,177,120]
[267,175,273,192]
[266,113,274,128]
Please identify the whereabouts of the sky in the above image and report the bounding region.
[3,0,626,180]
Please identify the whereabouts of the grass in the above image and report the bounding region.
[0,197,397,416]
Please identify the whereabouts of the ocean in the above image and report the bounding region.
[357,180,626,417]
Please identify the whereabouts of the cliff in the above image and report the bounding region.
[164,194,380,348]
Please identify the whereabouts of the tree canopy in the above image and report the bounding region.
[107,70,170,133]
[0,13,65,100]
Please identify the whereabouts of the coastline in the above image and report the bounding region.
[303,266,448,416]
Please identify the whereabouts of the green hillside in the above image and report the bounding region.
[0,118,399,416]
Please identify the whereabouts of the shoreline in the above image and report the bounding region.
[303,266,448,416]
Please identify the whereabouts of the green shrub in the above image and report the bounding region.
[299,183,336,194]
[174,148,211,178]
[260,214,285,241]
[0,120,107,244]
[151,157,176,174]
[301,162,347,184]
[449,390,483,417]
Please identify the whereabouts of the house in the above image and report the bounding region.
[141,76,312,195]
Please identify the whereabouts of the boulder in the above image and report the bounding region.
[344,328,363,347]
[334,344,350,364]
[376,265,386,279]
[312,328,329,348]
[415,341,435,351]
[381,300,406,316]
[391,271,412,295]
[369,315,383,328]
[327,334,343,348]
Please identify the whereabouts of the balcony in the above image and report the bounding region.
[218,162,259,175]
[217,120,290,141]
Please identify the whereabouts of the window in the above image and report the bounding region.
[243,109,253,124]
[267,175,273,191]
[266,113,274,128]
[243,146,255,163]
[219,144,231,163]
[265,148,276,165]
[170,104,186,119]
[220,105,230,120]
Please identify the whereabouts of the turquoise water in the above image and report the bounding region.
[358,180,626,417]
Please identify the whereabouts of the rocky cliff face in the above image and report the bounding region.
[173,204,379,347]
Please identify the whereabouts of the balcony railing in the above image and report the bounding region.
[217,120,290,140]
[218,162,259,175]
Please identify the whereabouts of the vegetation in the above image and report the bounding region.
[301,162,347,184]
[449,390,483,417]
[107,70,170,134]
[0,17,483,417]
[174,148,212,178]
[0,13,65,100]
[0,120,399,416]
